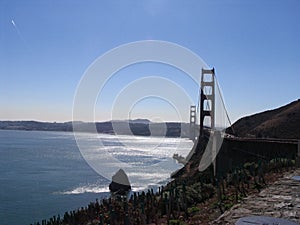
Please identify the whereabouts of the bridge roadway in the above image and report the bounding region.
[224,136,298,145]
[172,134,299,178]
[184,133,299,176]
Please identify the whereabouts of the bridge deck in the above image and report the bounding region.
[225,136,298,145]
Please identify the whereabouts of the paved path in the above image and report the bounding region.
[212,169,300,225]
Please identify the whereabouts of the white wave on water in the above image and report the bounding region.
[56,173,170,195]
[56,184,157,195]
[56,185,109,195]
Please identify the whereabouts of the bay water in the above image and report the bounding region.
[0,130,193,225]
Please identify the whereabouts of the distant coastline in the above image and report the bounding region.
[0,120,190,138]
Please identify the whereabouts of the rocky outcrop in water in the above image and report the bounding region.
[109,169,131,195]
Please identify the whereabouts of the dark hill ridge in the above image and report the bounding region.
[231,99,300,139]
[0,120,190,138]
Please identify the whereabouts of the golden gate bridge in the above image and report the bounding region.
[182,68,299,176]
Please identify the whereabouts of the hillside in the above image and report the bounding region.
[231,99,300,139]
[0,120,190,138]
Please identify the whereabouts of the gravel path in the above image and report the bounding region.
[212,169,300,225]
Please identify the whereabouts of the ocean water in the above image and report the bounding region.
[0,130,193,225]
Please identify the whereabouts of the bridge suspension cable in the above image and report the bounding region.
[214,74,233,128]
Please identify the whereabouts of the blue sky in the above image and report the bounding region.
[1,0,299,123]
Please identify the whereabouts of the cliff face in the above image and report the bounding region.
[231,99,300,139]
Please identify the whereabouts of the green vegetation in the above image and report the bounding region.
[187,206,200,215]
[169,220,188,225]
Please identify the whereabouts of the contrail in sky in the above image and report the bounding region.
[11,19,30,50]
[11,19,22,35]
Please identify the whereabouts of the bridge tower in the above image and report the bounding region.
[189,105,196,141]
[200,68,217,176]
[200,68,215,136]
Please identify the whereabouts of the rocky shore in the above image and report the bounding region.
[212,169,300,224]
[31,158,300,225]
